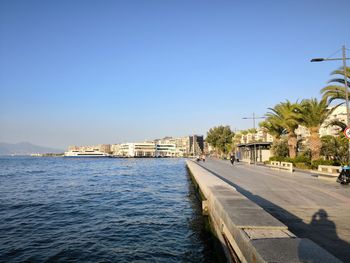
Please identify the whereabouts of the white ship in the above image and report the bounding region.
[64,150,111,157]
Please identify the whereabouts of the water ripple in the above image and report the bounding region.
[0,157,215,262]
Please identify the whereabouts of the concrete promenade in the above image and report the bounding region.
[197,158,350,262]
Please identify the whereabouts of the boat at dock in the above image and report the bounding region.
[64,150,111,157]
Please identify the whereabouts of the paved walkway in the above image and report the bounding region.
[198,158,350,262]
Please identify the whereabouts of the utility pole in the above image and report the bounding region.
[243,113,265,165]
[342,46,350,163]
[311,45,350,163]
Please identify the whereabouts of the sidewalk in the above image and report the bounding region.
[197,158,350,262]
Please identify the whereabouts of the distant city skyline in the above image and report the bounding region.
[1,0,349,148]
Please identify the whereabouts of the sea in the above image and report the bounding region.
[0,156,216,262]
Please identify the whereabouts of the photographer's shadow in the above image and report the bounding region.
[299,209,350,262]
[310,209,335,234]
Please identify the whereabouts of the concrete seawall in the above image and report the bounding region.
[186,160,341,263]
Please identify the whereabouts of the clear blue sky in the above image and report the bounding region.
[0,0,349,149]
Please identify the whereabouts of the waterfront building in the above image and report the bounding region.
[134,142,156,157]
[173,137,190,157]
[65,135,206,158]
[99,144,111,153]
[117,143,156,157]
[110,144,121,155]
[156,144,176,157]
[118,143,132,157]
[157,135,206,157]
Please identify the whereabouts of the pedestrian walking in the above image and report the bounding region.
[230,153,235,165]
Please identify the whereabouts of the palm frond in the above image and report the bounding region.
[331,66,350,78]
[321,85,346,103]
[328,78,350,88]
[324,120,347,132]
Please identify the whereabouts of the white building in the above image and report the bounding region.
[117,143,156,157]
[294,105,346,142]
[111,144,121,155]
[240,129,274,144]
[156,144,177,157]
[155,136,191,157]
[320,105,346,136]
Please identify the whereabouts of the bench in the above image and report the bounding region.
[317,165,341,181]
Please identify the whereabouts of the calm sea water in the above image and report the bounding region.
[0,157,216,262]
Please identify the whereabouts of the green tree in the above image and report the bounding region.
[259,120,285,141]
[321,134,348,165]
[206,126,235,155]
[271,139,289,157]
[321,66,350,104]
[265,100,301,158]
[299,98,335,160]
[247,128,257,134]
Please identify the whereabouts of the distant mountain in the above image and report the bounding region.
[0,142,64,155]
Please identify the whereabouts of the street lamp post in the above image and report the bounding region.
[243,113,265,165]
[311,45,350,163]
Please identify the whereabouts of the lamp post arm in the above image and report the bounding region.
[311,58,350,62]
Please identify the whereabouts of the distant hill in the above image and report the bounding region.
[0,142,64,155]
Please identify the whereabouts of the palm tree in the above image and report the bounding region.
[321,66,350,104]
[265,101,301,158]
[259,120,285,141]
[299,98,335,160]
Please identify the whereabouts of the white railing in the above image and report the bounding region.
[317,165,341,181]
[267,161,293,173]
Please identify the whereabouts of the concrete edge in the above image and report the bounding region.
[186,160,342,263]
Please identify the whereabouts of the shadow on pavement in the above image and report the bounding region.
[198,163,350,262]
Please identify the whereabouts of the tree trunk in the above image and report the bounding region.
[288,133,297,158]
[309,128,321,161]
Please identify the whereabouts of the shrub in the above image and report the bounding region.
[294,162,311,170]
[310,159,335,170]
[270,155,311,169]
[269,156,287,162]
[271,139,289,158]
[293,155,311,164]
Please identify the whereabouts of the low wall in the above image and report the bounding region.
[186,160,340,263]
[267,161,293,173]
[317,165,342,182]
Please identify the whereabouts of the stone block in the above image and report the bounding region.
[223,208,287,229]
[216,196,263,210]
[250,238,341,263]
[244,229,295,239]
